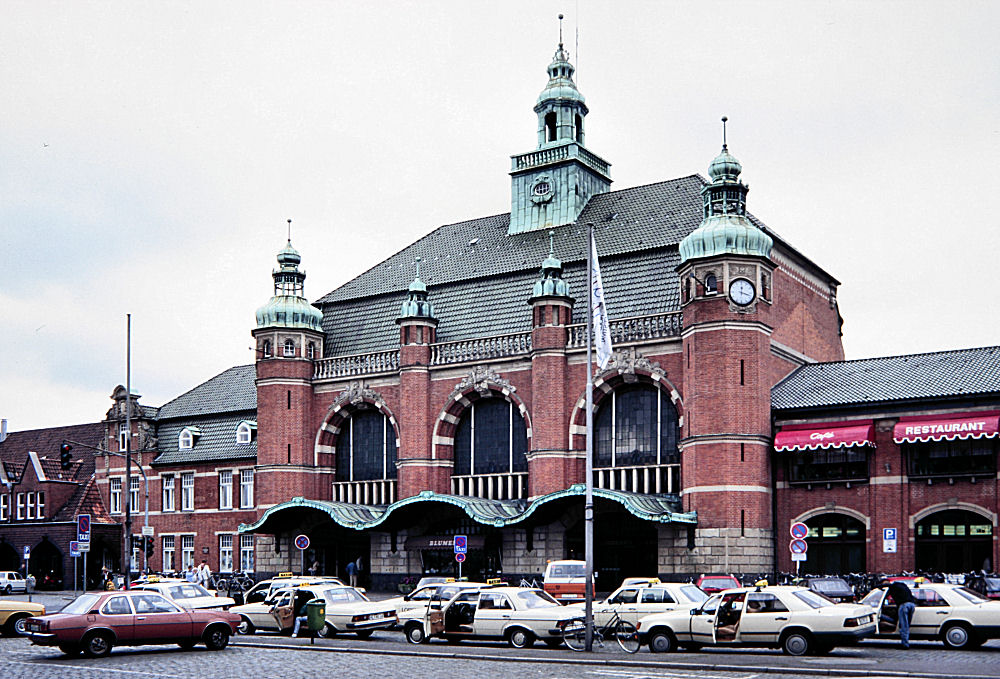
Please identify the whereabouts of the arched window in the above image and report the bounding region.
[261,340,272,358]
[595,384,679,468]
[335,408,397,482]
[704,273,717,295]
[306,342,316,359]
[453,398,528,475]
[236,421,256,445]
[575,114,583,143]
[178,427,200,450]
[283,339,295,357]
[545,112,557,142]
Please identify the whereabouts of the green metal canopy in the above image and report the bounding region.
[239,484,696,534]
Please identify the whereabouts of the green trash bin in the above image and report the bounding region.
[306,598,326,637]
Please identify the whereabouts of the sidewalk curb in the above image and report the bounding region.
[231,639,993,679]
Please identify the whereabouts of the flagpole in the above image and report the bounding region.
[584,222,595,651]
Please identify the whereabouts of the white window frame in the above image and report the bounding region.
[181,472,194,511]
[236,421,255,445]
[119,422,129,451]
[181,534,195,570]
[239,469,254,508]
[130,535,140,572]
[162,474,175,512]
[306,342,316,359]
[110,479,122,514]
[219,534,234,573]
[283,339,295,357]
[16,493,24,520]
[219,470,233,510]
[239,534,254,572]
[0,494,8,521]
[26,492,35,520]
[178,428,194,450]
[162,535,176,573]
[129,476,140,514]
[35,491,44,519]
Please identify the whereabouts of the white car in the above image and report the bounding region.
[404,586,578,648]
[233,584,394,638]
[0,572,27,595]
[860,581,1000,649]
[239,575,344,604]
[384,581,486,623]
[637,585,876,656]
[565,580,708,627]
[130,581,235,610]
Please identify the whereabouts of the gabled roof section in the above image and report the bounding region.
[152,414,257,466]
[0,422,103,481]
[156,364,256,420]
[54,475,115,523]
[772,346,1000,411]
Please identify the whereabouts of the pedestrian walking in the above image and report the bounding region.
[198,559,212,588]
[346,558,358,587]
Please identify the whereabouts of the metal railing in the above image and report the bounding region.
[331,479,396,505]
[594,463,680,494]
[451,472,529,500]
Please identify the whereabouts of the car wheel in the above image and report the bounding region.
[649,629,677,653]
[404,622,426,644]
[204,625,230,651]
[58,644,81,657]
[83,632,114,658]
[11,615,30,636]
[236,617,255,635]
[2,585,11,595]
[355,629,373,639]
[508,628,535,649]
[942,623,975,650]
[781,630,813,656]
[317,622,336,638]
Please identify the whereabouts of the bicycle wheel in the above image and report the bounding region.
[214,577,229,592]
[562,619,587,651]
[614,620,640,654]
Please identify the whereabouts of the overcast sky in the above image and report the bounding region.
[2,1,998,432]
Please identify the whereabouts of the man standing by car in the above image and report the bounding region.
[198,560,212,589]
[887,580,916,649]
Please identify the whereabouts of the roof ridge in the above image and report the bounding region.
[156,364,255,416]
[807,345,1000,369]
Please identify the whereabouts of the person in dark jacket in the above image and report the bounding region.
[886,580,916,649]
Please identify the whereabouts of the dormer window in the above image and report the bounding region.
[704,273,718,295]
[262,340,272,358]
[236,421,257,445]
[179,427,201,450]
[283,339,295,357]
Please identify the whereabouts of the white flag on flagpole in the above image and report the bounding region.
[591,235,613,369]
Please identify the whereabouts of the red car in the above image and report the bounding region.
[695,574,741,594]
[24,590,240,657]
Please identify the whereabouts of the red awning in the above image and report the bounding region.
[775,423,875,452]
[893,413,999,444]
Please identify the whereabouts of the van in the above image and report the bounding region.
[542,560,588,602]
[0,571,27,595]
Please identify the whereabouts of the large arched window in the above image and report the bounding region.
[595,384,679,468]
[335,408,397,482]
[453,398,528,475]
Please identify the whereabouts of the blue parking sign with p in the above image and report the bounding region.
[454,535,467,554]
[884,528,896,541]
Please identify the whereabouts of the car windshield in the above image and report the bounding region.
[681,585,709,603]
[700,595,721,614]
[548,563,585,577]
[322,587,368,604]
[61,594,104,615]
[810,579,852,594]
[516,590,561,609]
[955,586,990,603]
[167,584,211,599]
[793,589,836,609]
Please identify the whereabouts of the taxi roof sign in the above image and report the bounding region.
[277,572,294,578]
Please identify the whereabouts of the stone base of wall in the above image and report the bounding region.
[660,526,774,575]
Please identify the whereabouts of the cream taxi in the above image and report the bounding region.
[404,584,578,648]
[384,580,486,623]
[238,573,345,605]
[637,584,876,655]
[131,580,235,611]
[860,581,1000,649]
[232,584,394,638]
[1,598,45,635]
[566,579,709,627]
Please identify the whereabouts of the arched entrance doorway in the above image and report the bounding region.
[28,538,64,589]
[0,541,19,571]
[565,501,658,592]
[915,510,993,572]
[803,513,866,574]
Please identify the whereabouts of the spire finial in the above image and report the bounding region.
[548,230,555,257]
[415,256,422,280]
[287,218,292,243]
[558,13,564,48]
[721,116,728,151]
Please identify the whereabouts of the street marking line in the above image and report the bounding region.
[588,670,760,679]
[4,660,187,677]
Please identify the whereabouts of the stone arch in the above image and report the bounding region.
[568,350,683,452]
[909,501,996,529]
[793,505,871,531]
[431,366,531,461]
[314,383,398,467]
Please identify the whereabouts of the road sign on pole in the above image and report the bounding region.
[78,514,91,543]
[78,542,90,553]
[70,541,80,558]
[790,522,808,540]
[455,552,466,563]
[454,535,467,554]
[789,539,808,554]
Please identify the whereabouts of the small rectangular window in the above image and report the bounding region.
[162,474,175,512]
[110,479,122,514]
[36,492,44,519]
[0,494,8,521]
[181,535,195,570]
[219,470,233,510]
[162,536,176,573]
[26,493,35,520]
[181,473,194,511]
[240,534,255,572]
[219,535,234,573]
[240,469,255,508]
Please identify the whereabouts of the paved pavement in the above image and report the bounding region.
[5,591,1000,679]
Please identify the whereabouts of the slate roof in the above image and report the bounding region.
[152,413,257,466]
[0,422,104,481]
[317,175,780,356]
[53,475,115,523]
[156,364,256,420]
[772,346,1000,411]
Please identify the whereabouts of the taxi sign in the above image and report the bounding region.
[69,540,80,558]
[277,572,294,578]
[454,535,467,554]
[486,578,504,586]
[77,514,91,543]
[790,522,808,540]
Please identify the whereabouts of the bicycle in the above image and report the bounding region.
[518,578,541,589]
[562,608,640,653]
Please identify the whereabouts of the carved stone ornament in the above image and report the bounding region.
[451,365,516,399]
[332,381,386,410]
[598,347,666,383]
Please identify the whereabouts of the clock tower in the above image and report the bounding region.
[677,120,777,572]
[509,20,611,235]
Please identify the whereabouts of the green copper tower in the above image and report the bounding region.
[508,18,611,235]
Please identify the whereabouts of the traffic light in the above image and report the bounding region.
[144,536,154,558]
[59,443,73,470]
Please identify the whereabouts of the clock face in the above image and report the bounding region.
[729,278,756,306]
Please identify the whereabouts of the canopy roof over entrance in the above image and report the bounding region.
[239,484,695,534]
